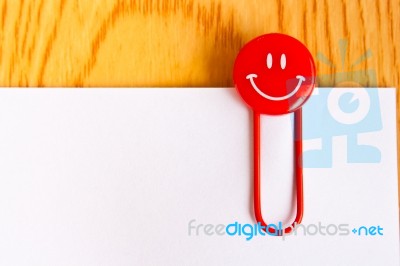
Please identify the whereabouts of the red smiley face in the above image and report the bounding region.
[233,33,316,115]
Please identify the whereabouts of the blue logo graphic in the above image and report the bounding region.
[301,88,382,168]
[299,39,382,168]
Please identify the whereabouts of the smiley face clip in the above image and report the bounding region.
[233,33,316,235]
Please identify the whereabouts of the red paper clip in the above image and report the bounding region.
[233,33,316,236]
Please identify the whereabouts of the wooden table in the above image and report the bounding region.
[1,0,400,187]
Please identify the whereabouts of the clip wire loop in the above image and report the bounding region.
[253,109,304,236]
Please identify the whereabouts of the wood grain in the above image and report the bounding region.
[1,0,400,190]
[1,0,398,88]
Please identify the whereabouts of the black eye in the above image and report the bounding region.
[266,53,272,69]
[280,54,286,69]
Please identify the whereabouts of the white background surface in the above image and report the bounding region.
[0,88,397,266]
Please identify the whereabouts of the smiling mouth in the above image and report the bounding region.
[246,74,306,101]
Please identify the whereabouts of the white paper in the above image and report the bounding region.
[0,88,397,266]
